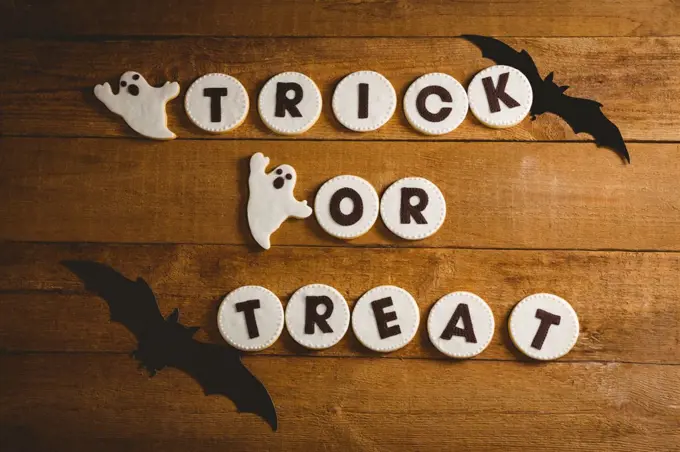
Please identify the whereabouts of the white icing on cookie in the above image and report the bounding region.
[314,175,379,239]
[94,71,180,140]
[332,71,396,132]
[467,65,533,128]
[351,285,420,353]
[509,293,579,361]
[217,285,284,351]
[258,72,322,135]
[380,177,446,240]
[428,292,495,358]
[403,72,468,135]
[184,73,249,133]
[247,152,313,250]
[285,284,350,350]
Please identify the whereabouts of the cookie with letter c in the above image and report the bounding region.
[404,72,469,135]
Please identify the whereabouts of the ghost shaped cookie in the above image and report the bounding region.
[94,71,180,140]
[247,153,312,250]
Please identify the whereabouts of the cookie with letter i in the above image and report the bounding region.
[247,152,313,250]
[403,73,469,135]
[380,177,446,240]
[314,175,380,239]
[258,72,322,135]
[508,293,579,360]
[352,286,420,352]
[332,71,397,132]
[94,71,180,139]
[428,292,495,358]
[184,73,249,133]
[218,286,284,352]
[467,65,533,128]
[285,284,350,350]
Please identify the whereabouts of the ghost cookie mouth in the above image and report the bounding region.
[119,75,140,96]
[272,168,293,189]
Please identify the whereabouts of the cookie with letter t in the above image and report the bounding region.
[247,153,313,249]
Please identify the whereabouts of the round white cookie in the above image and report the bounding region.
[380,177,446,240]
[467,65,533,128]
[509,293,579,361]
[217,286,284,351]
[332,71,396,132]
[184,73,249,133]
[428,292,495,358]
[258,72,322,135]
[315,175,379,239]
[403,72,469,135]
[352,285,420,353]
[285,284,350,350]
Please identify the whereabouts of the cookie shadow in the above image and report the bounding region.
[500,306,541,365]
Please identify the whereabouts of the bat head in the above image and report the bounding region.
[530,72,570,116]
[133,308,200,375]
[543,72,569,96]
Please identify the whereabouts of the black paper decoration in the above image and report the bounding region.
[462,34,630,163]
[62,260,278,431]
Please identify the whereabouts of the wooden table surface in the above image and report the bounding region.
[1,1,679,450]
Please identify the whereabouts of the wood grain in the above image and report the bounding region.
[1,138,678,250]
[1,37,678,142]
[1,242,678,364]
[1,3,678,450]
[1,0,679,37]
[1,354,678,451]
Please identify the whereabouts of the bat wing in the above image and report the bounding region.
[62,260,165,341]
[173,340,278,431]
[549,95,630,162]
[461,34,543,85]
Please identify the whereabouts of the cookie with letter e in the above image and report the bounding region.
[94,71,180,139]
[247,153,313,250]
[352,285,420,352]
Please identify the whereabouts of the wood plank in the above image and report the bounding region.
[1,138,678,250]
[1,0,679,38]
[1,37,678,141]
[1,243,678,364]
[1,354,678,451]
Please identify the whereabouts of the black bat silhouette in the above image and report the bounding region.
[462,34,630,163]
[62,260,278,431]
